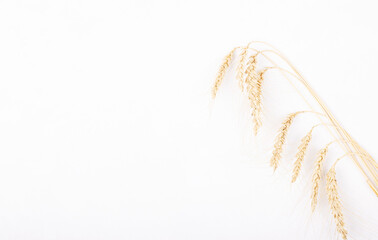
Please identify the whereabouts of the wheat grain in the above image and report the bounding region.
[270,111,303,171]
[326,167,348,240]
[292,128,314,183]
[311,146,328,212]
[212,48,236,99]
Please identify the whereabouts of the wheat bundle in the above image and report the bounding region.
[211,41,378,240]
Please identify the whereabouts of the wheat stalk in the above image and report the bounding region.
[326,166,348,240]
[212,48,236,99]
[292,127,314,183]
[270,111,303,171]
[311,146,329,212]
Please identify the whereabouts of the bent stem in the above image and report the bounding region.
[249,42,378,196]
[212,41,378,196]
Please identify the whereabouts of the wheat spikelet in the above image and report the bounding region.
[311,146,329,212]
[326,167,348,240]
[270,112,303,171]
[237,46,248,91]
[292,128,314,183]
[212,48,236,99]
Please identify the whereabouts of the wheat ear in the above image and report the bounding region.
[292,128,314,183]
[251,69,267,135]
[237,46,249,91]
[311,146,329,212]
[270,111,303,171]
[244,54,257,103]
[244,55,264,135]
[326,166,348,240]
[212,48,236,99]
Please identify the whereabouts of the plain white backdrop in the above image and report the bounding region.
[0,0,377,239]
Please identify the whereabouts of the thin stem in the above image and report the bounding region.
[333,153,371,169]
[247,43,378,195]
[221,42,377,195]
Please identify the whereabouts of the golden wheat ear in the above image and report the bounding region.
[244,54,258,103]
[244,55,258,111]
[311,139,345,211]
[291,123,328,183]
[292,127,314,183]
[251,69,267,135]
[326,166,348,240]
[212,48,237,99]
[270,111,305,171]
[237,46,249,91]
[311,145,329,212]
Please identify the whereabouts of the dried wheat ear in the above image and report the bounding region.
[211,41,378,240]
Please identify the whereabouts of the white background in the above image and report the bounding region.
[0,0,377,239]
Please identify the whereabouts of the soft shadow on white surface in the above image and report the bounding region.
[0,0,377,239]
